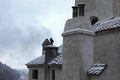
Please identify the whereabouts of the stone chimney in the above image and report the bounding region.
[43,38,58,80]
[42,38,58,62]
[45,45,58,63]
[72,3,85,18]
[78,3,85,16]
[72,6,78,17]
[44,44,58,80]
[42,38,50,54]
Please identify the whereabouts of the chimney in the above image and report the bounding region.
[42,38,50,54]
[72,6,78,18]
[44,45,58,80]
[45,45,58,63]
[78,3,85,16]
[44,41,58,80]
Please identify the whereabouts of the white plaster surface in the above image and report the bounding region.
[29,67,44,80]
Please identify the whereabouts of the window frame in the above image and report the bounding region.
[51,70,55,80]
[32,69,38,79]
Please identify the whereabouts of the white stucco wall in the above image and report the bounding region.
[91,28,120,80]
[75,0,120,21]
[63,1,120,80]
[28,66,44,80]
[28,65,63,80]
[49,68,63,80]
[62,29,94,80]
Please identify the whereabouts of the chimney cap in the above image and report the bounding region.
[45,45,58,49]
[78,3,85,6]
[42,38,50,46]
[72,6,78,8]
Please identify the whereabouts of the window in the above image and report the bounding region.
[52,70,55,80]
[32,69,38,79]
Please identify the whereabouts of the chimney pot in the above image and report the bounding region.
[72,6,78,18]
[78,3,85,16]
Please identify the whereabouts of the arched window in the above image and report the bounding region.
[90,16,98,25]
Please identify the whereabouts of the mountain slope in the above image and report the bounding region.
[0,61,20,80]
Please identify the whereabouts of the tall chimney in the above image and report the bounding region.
[42,38,50,54]
[72,6,78,18]
[44,45,58,80]
[45,45,58,63]
[78,3,85,16]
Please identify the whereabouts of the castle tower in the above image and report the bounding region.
[75,0,120,21]
[62,0,120,80]
[62,0,94,80]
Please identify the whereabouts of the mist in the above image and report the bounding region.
[0,0,74,69]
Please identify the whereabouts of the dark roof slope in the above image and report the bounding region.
[49,54,62,65]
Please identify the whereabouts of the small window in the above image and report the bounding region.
[89,16,98,25]
[32,69,38,79]
[52,70,55,80]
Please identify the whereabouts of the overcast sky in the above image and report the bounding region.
[0,0,74,69]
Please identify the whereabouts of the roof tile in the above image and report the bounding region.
[92,17,120,32]
[48,54,62,65]
[87,63,107,75]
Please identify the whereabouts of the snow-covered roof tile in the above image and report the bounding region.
[58,45,63,53]
[26,46,63,66]
[92,17,120,32]
[48,54,63,65]
[26,54,45,65]
[87,63,107,75]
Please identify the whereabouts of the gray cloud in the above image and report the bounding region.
[0,0,74,69]
[0,0,53,69]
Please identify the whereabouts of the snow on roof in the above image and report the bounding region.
[26,54,45,65]
[48,54,62,65]
[87,63,107,75]
[92,17,120,32]
[26,46,63,66]
[58,45,63,53]
[46,45,58,48]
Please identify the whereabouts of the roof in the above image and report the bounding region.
[26,45,63,66]
[58,45,63,53]
[92,17,120,32]
[87,63,107,75]
[45,45,58,48]
[48,54,62,65]
[26,54,45,65]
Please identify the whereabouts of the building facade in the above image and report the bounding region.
[26,39,63,80]
[27,0,120,80]
[62,0,120,80]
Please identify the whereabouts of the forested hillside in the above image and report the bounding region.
[0,62,20,80]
